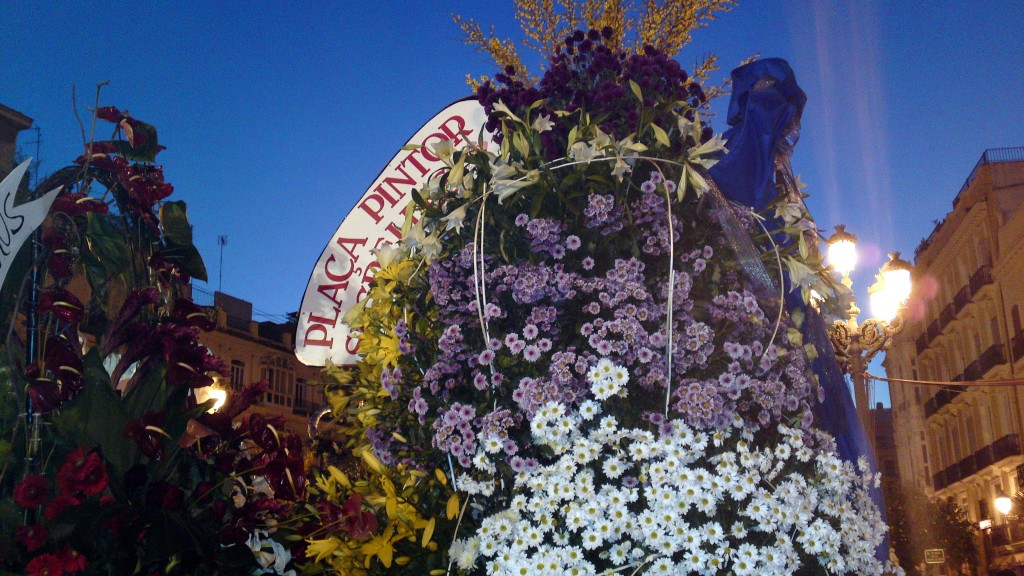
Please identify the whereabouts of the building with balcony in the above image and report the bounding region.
[885,147,1024,575]
[192,288,327,437]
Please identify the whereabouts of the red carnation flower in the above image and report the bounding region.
[44,494,82,521]
[25,553,64,576]
[15,523,48,552]
[14,474,50,508]
[56,448,108,497]
[56,546,87,574]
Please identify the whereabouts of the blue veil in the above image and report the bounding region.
[708,58,888,561]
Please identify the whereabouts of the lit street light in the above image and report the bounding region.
[996,489,1014,517]
[826,225,913,448]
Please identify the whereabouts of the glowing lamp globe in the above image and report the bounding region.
[996,491,1013,516]
[204,388,228,413]
[880,252,913,304]
[827,225,858,276]
[868,279,899,323]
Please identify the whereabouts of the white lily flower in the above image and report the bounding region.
[531,114,555,133]
[688,133,728,168]
[774,202,803,225]
[371,242,407,269]
[491,99,523,124]
[611,156,632,181]
[569,141,600,163]
[441,204,468,233]
[430,139,456,165]
[592,127,613,150]
[492,169,539,204]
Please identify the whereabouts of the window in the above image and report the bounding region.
[991,316,1002,346]
[884,459,898,478]
[965,413,978,453]
[230,360,245,391]
[261,356,294,408]
[1012,305,1022,335]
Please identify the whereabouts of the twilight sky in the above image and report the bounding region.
[3,1,1023,402]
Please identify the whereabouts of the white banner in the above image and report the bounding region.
[295,99,489,366]
[0,160,61,291]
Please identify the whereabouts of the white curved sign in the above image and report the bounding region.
[295,99,489,366]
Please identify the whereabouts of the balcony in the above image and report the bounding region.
[970,265,994,295]
[940,303,956,327]
[924,385,965,419]
[933,434,1022,491]
[916,332,929,355]
[953,285,971,316]
[1012,331,1024,362]
[293,397,325,416]
[959,342,1008,382]
[989,521,1024,548]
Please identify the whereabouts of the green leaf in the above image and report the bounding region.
[123,362,168,420]
[117,118,163,162]
[160,201,209,282]
[159,201,194,246]
[85,212,130,272]
[650,123,671,148]
[629,79,643,101]
[513,131,530,158]
[58,349,135,476]
[163,241,209,282]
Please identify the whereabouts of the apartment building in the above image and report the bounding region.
[884,147,1024,574]
[193,288,326,436]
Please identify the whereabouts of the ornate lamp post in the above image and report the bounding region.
[826,225,913,447]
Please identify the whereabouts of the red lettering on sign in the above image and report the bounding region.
[323,254,357,282]
[399,150,430,178]
[439,115,470,147]
[308,306,341,327]
[335,237,367,260]
[303,324,333,348]
[344,333,360,355]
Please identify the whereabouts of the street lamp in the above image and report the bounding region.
[826,226,913,447]
[996,489,1013,516]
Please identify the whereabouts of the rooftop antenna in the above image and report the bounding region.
[217,235,227,292]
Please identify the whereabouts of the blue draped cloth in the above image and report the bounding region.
[708,58,888,561]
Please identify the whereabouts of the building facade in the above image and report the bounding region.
[0,103,33,181]
[873,403,900,484]
[193,288,326,437]
[885,147,1024,574]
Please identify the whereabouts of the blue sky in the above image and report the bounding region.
[3,1,1023,403]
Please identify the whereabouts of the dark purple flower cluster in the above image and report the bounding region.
[476,28,710,157]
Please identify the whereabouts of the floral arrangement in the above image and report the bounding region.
[306,27,899,575]
[0,103,305,575]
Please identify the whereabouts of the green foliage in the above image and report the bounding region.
[885,481,978,574]
[159,201,208,282]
